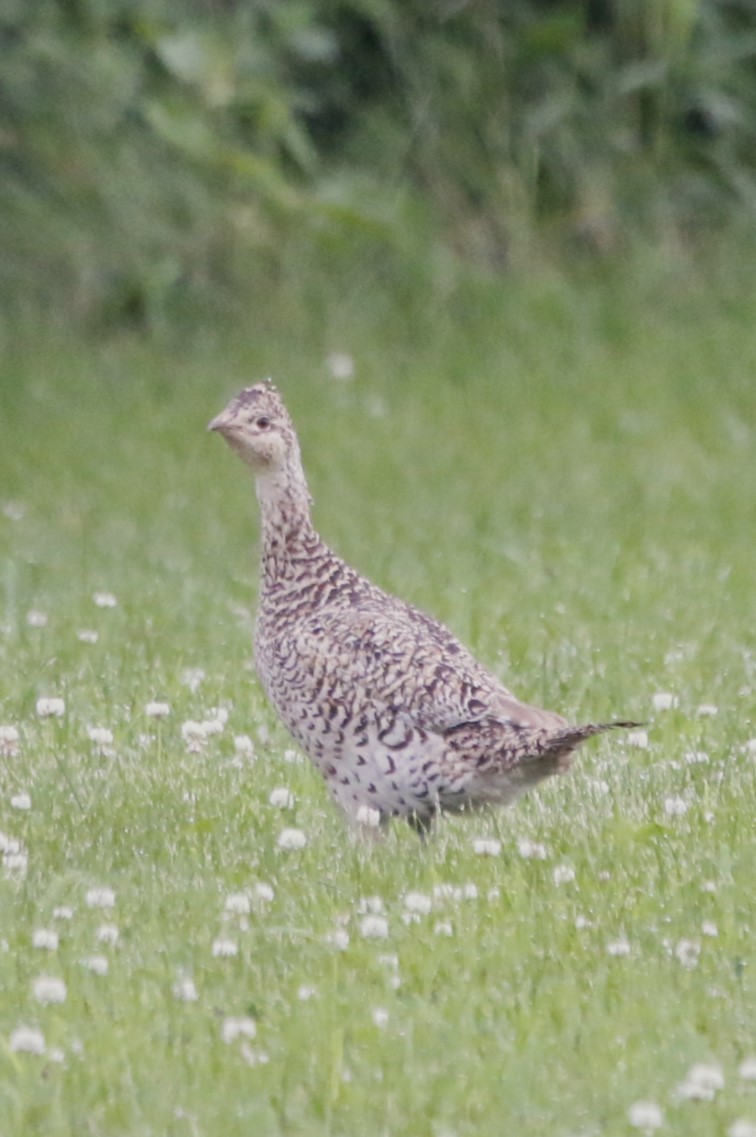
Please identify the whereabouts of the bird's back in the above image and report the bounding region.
[254,533,578,825]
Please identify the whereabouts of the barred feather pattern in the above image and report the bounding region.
[209,383,638,834]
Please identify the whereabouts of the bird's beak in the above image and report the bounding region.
[208,407,235,434]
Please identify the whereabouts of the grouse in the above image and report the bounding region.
[209,383,637,834]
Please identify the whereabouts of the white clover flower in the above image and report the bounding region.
[277,827,307,850]
[203,707,228,733]
[403,892,432,915]
[434,921,453,937]
[627,729,649,749]
[745,739,756,756]
[684,750,710,765]
[326,351,355,381]
[9,1026,46,1054]
[211,938,238,958]
[729,1121,756,1137]
[87,726,114,748]
[254,882,275,903]
[82,955,109,975]
[11,793,31,811]
[432,882,477,903]
[701,880,718,894]
[77,629,99,644]
[607,938,631,957]
[358,896,384,915]
[664,796,688,817]
[472,837,501,856]
[575,915,593,929]
[356,804,381,828]
[739,1058,756,1081]
[181,721,208,752]
[432,884,459,902]
[173,976,198,1002]
[97,924,119,946]
[48,1047,65,1063]
[371,1007,389,1028]
[552,864,576,886]
[181,716,225,747]
[652,692,679,711]
[324,929,350,951]
[3,851,28,879]
[281,747,302,763]
[221,1016,256,1044]
[32,929,58,951]
[517,838,547,860]
[233,734,256,757]
[199,718,223,737]
[677,1062,725,1101]
[240,1044,269,1066]
[93,591,118,608]
[3,501,26,521]
[697,703,718,717]
[26,609,48,628]
[360,915,389,940]
[0,726,20,757]
[36,697,65,718]
[297,984,316,1001]
[701,920,718,938]
[53,906,74,920]
[181,667,205,692]
[85,887,115,909]
[269,787,295,809]
[225,893,251,915]
[33,976,67,1005]
[628,1100,664,1132]
[675,939,701,970]
[145,701,171,718]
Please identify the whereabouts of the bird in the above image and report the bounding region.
[209,382,639,836]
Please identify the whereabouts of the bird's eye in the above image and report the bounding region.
[255,415,271,430]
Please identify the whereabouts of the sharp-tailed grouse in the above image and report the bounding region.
[209,383,637,835]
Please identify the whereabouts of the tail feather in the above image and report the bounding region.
[547,719,645,752]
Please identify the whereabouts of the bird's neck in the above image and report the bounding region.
[255,457,319,582]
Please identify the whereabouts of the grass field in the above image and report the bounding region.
[1,261,755,1136]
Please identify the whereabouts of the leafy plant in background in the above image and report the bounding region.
[0,0,353,327]
[1,0,756,328]
[307,0,756,258]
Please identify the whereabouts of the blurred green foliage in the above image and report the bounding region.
[2,0,756,327]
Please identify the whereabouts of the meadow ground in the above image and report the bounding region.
[1,260,755,1136]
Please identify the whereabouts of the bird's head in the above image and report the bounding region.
[208,382,296,474]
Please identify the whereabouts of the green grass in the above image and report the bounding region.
[1,262,756,1136]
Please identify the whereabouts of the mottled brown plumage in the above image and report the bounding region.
[209,383,637,834]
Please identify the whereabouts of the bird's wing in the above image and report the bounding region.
[285,600,566,736]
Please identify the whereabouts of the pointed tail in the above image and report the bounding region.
[547,719,645,752]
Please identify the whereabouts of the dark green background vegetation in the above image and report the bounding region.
[4,0,756,330]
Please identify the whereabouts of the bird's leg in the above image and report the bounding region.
[407,810,436,841]
[347,814,389,844]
